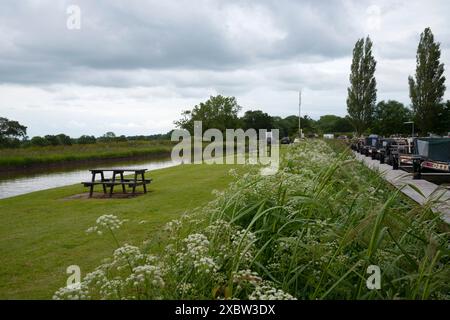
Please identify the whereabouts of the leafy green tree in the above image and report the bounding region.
[335,116,354,133]
[316,115,353,133]
[409,27,446,135]
[104,132,116,138]
[372,100,412,136]
[175,95,242,134]
[300,115,316,135]
[0,117,27,139]
[271,116,288,137]
[99,131,118,142]
[0,117,27,148]
[116,135,128,142]
[56,134,72,145]
[77,135,96,144]
[347,36,377,136]
[30,136,49,146]
[241,110,273,131]
[436,101,450,135]
[316,115,340,133]
[283,116,300,136]
[44,135,60,146]
[272,115,315,137]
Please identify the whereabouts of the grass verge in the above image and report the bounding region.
[52,140,449,300]
[0,141,174,169]
[0,162,242,299]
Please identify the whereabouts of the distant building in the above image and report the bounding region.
[323,134,334,139]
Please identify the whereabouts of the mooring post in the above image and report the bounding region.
[412,156,422,180]
[392,152,399,170]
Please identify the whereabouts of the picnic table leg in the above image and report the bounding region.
[141,172,147,193]
[120,172,126,193]
[109,172,116,198]
[100,172,107,194]
[89,172,96,198]
[132,172,137,195]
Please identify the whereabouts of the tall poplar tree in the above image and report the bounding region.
[408,27,446,135]
[346,36,377,136]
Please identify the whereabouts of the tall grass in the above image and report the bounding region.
[54,140,449,300]
[0,140,174,167]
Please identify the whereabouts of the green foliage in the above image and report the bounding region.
[347,37,377,136]
[104,131,116,138]
[272,115,315,137]
[97,132,129,143]
[439,101,450,135]
[44,135,61,146]
[3,128,175,149]
[30,136,49,146]
[77,135,97,145]
[316,115,353,134]
[409,28,447,135]
[175,95,242,134]
[0,117,27,148]
[241,110,273,131]
[372,100,412,136]
[175,96,317,137]
[0,140,174,167]
[56,134,72,145]
[0,117,27,139]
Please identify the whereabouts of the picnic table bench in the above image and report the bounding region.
[82,168,152,198]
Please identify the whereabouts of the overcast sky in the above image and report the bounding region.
[0,0,449,137]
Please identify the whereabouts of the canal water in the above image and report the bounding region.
[0,157,180,200]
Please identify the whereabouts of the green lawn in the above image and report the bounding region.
[0,163,240,299]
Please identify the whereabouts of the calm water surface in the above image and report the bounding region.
[0,157,180,199]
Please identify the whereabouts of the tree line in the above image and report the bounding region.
[0,121,171,149]
[174,94,425,138]
[347,27,449,136]
[174,95,353,137]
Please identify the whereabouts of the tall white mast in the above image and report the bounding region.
[298,89,302,138]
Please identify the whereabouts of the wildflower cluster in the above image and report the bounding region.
[175,233,218,274]
[86,214,127,235]
[249,283,296,300]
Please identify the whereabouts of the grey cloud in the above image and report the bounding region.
[0,0,365,86]
[1,0,450,137]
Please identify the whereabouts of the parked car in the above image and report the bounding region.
[280,137,291,144]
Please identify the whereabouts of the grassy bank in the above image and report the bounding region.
[53,140,449,300]
[0,140,174,169]
[0,162,242,299]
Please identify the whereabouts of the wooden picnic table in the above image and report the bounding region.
[82,168,152,198]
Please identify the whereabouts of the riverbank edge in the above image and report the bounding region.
[0,148,172,173]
